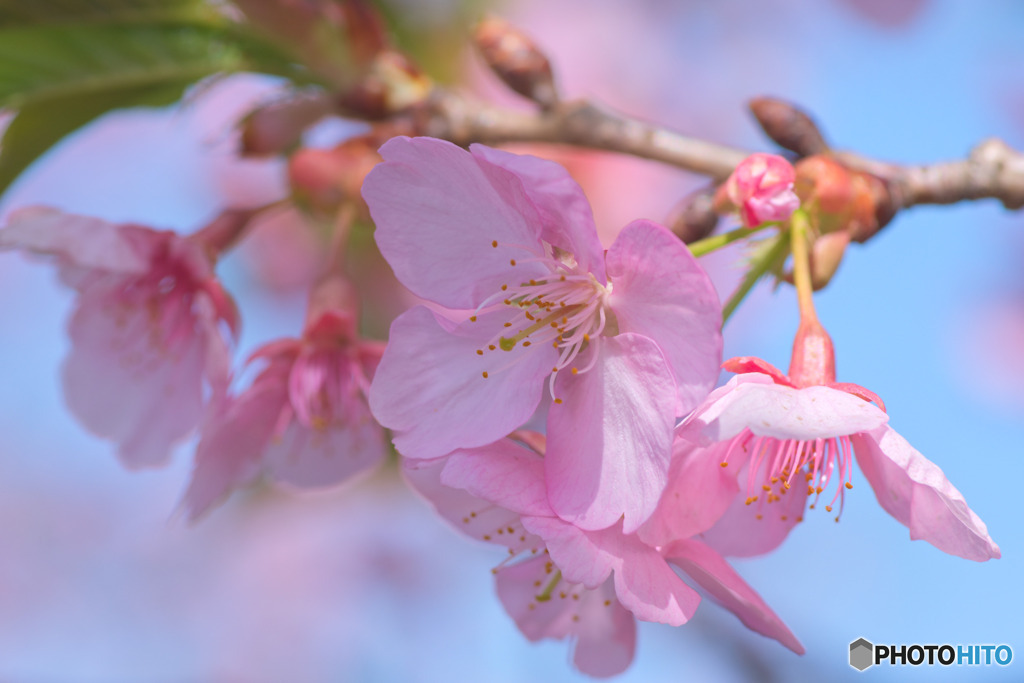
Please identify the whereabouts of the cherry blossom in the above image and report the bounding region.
[182,274,386,519]
[404,434,803,677]
[0,207,241,468]
[363,136,722,532]
[641,319,1001,562]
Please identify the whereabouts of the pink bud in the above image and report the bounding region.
[721,153,799,227]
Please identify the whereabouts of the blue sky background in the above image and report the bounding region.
[0,1,1021,680]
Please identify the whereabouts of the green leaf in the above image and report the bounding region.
[0,81,194,196]
[0,0,214,26]
[0,24,247,109]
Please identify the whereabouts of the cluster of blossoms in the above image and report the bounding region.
[0,137,1000,677]
[359,138,1000,674]
[0,205,386,519]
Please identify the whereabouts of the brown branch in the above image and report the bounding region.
[423,91,748,181]
[853,139,1024,211]
[417,90,1024,218]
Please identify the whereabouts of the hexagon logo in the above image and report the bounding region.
[850,638,874,671]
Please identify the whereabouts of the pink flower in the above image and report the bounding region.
[641,322,1001,562]
[404,434,803,677]
[719,153,799,227]
[362,136,723,532]
[181,274,386,519]
[0,207,240,468]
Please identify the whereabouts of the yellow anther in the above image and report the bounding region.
[522,341,532,347]
[510,259,517,266]
[501,284,508,291]
[554,398,563,404]
[488,344,496,350]
[825,505,833,512]
[571,368,578,375]
[476,350,484,356]
[720,462,728,468]
[845,482,853,489]
[482,371,489,379]
[491,240,498,248]
[469,316,477,322]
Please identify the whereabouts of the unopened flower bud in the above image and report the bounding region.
[795,155,894,241]
[240,93,334,157]
[716,153,800,227]
[474,16,558,110]
[667,184,720,243]
[748,97,829,157]
[808,230,850,290]
[339,51,432,119]
[288,137,381,212]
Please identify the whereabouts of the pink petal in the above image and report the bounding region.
[440,440,552,518]
[605,219,723,414]
[852,425,1001,561]
[697,458,808,558]
[0,207,152,274]
[470,144,606,283]
[402,458,542,552]
[522,516,701,626]
[262,409,386,489]
[362,136,549,309]
[664,538,804,654]
[369,306,556,459]
[495,556,636,678]
[638,437,744,547]
[694,380,889,443]
[61,277,215,468]
[181,358,290,520]
[546,334,676,532]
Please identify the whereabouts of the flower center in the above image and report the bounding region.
[720,428,855,522]
[476,245,609,363]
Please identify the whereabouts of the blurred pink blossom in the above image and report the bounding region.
[182,274,386,519]
[364,136,722,533]
[0,207,239,467]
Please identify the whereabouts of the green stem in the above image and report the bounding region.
[688,221,777,258]
[721,232,789,324]
[788,210,819,323]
